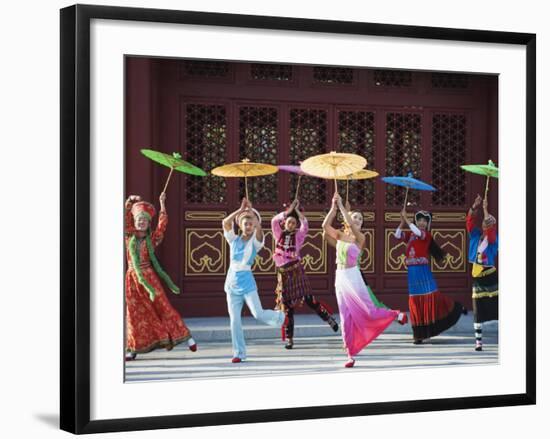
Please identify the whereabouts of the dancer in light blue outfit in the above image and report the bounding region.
[222,198,287,363]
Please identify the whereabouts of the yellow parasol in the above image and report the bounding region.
[211,158,278,200]
[300,151,367,193]
[336,169,379,206]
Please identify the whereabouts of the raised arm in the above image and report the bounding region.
[483,198,497,244]
[395,207,408,239]
[152,192,168,246]
[336,194,365,248]
[223,197,248,232]
[124,195,141,235]
[294,199,309,238]
[467,194,482,233]
[322,194,341,244]
[248,201,264,243]
[271,212,285,241]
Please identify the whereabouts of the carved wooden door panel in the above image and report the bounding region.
[125,58,497,317]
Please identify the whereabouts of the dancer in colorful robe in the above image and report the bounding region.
[124,193,196,360]
[223,198,287,363]
[323,193,406,368]
[467,194,498,351]
[396,207,466,344]
[271,199,339,349]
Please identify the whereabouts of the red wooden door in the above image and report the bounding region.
[125,58,498,317]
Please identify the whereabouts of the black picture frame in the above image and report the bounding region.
[60,4,536,434]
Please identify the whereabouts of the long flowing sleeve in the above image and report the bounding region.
[295,215,309,249]
[485,225,497,244]
[125,207,135,236]
[409,223,426,239]
[466,212,477,233]
[152,211,168,247]
[271,212,285,241]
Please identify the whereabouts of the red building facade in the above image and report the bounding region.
[125,57,498,317]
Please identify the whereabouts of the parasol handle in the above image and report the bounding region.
[346,178,350,207]
[161,167,175,195]
[484,175,490,201]
[244,175,249,201]
[403,186,409,209]
[334,178,338,194]
[294,174,302,201]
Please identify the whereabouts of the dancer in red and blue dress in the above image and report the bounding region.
[396,207,466,344]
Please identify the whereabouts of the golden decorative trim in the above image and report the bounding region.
[432,212,467,222]
[385,229,407,273]
[184,210,375,223]
[184,229,226,276]
[359,228,375,273]
[431,229,466,273]
[385,212,413,222]
[384,228,466,273]
[254,228,327,275]
[385,212,466,222]
[472,290,499,299]
[253,230,276,274]
[185,211,226,221]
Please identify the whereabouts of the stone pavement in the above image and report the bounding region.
[125,314,498,383]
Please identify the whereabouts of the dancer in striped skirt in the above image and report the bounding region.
[272,199,338,349]
[467,194,498,351]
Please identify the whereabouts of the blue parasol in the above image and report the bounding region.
[382,173,436,207]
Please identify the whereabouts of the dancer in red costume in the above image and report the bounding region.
[124,193,197,360]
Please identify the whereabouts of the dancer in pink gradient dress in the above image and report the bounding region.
[322,192,406,367]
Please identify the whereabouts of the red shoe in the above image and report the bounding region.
[281,315,289,341]
[231,357,242,363]
[398,312,408,325]
[344,358,355,368]
[188,343,197,352]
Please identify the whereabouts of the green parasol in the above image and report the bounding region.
[141,149,207,194]
[460,159,499,201]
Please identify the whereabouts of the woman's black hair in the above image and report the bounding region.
[414,210,446,263]
[282,202,302,228]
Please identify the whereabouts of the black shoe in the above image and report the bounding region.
[327,316,339,332]
[462,307,468,315]
[285,339,294,349]
[413,339,423,345]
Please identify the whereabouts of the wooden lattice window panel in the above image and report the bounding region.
[185,104,227,203]
[431,73,469,89]
[250,63,293,81]
[431,113,467,206]
[373,69,413,87]
[385,112,422,206]
[313,66,354,84]
[338,110,376,205]
[289,109,328,205]
[181,60,230,78]
[238,107,279,204]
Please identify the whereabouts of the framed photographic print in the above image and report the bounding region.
[60,4,536,434]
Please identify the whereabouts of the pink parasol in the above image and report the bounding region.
[277,163,312,200]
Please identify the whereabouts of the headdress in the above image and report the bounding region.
[414,210,432,231]
[235,208,262,226]
[483,214,496,227]
[131,201,156,219]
